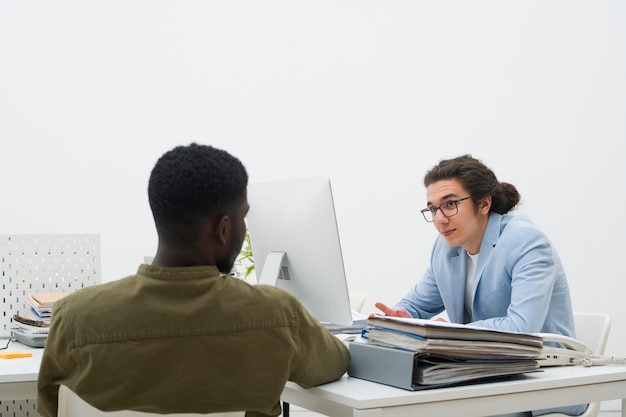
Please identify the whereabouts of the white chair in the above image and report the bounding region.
[540,312,612,417]
[349,292,367,313]
[58,385,245,417]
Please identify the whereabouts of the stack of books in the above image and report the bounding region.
[12,292,69,347]
[348,316,544,390]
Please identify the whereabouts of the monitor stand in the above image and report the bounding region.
[257,251,288,286]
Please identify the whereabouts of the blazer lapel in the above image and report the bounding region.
[472,213,503,296]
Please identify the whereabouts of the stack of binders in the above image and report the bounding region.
[12,292,69,347]
[348,316,543,390]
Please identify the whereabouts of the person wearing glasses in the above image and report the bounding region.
[374,155,584,416]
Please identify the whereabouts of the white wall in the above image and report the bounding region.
[1,0,625,383]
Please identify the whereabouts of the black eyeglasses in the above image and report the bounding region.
[420,196,473,222]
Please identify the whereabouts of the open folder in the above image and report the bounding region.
[349,317,543,390]
[366,316,543,347]
[360,327,541,359]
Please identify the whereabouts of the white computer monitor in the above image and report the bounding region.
[246,177,353,326]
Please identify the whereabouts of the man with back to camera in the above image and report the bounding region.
[37,143,350,417]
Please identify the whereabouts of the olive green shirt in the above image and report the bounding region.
[37,264,350,417]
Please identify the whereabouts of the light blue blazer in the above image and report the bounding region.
[395,213,584,415]
[395,212,577,337]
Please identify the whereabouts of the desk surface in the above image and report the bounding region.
[2,342,626,417]
[0,342,43,383]
[282,366,626,417]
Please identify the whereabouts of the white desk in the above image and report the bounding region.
[282,366,626,417]
[3,342,626,417]
[0,342,42,401]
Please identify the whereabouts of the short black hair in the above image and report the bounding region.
[148,143,248,240]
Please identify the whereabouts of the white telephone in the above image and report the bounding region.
[538,333,626,367]
[537,333,589,367]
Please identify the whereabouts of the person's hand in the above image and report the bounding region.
[370,302,411,318]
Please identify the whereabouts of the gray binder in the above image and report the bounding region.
[348,342,420,390]
[348,342,538,391]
